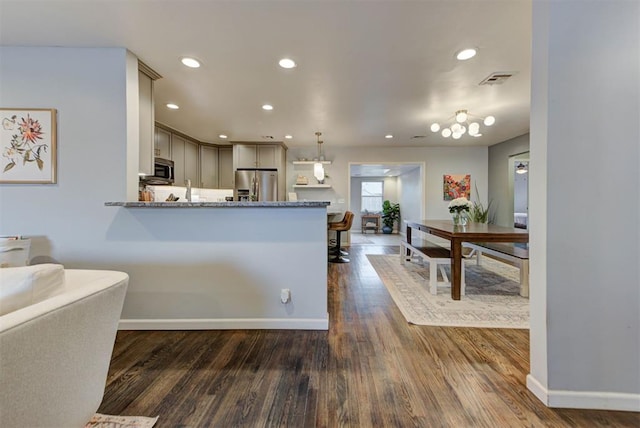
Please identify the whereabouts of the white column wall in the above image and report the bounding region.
[529,1,640,410]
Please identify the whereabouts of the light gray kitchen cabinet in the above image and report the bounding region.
[200,145,218,189]
[154,127,171,159]
[172,135,199,186]
[218,146,233,189]
[138,62,161,175]
[233,144,279,169]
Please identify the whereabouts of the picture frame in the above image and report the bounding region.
[443,174,471,200]
[1,108,57,184]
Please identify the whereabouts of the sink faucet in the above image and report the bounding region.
[185,179,192,202]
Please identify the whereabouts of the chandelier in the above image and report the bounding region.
[430,109,495,139]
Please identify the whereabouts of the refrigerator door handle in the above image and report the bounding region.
[252,175,258,200]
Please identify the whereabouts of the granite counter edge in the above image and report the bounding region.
[105,201,331,208]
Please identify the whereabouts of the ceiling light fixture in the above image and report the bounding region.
[166,103,179,110]
[219,134,227,139]
[262,104,273,111]
[314,132,325,182]
[385,134,393,139]
[456,48,477,61]
[180,57,201,68]
[516,162,528,174]
[284,135,293,139]
[278,58,296,69]
[430,109,495,139]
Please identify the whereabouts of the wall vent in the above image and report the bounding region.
[479,71,515,85]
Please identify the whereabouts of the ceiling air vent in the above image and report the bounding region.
[479,71,515,85]
[411,135,426,139]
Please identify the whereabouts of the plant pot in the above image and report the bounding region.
[382,225,393,234]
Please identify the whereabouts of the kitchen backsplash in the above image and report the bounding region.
[148,185,233,202]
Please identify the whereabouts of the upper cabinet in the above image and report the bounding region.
[137,61,161,176]
[218,146,233,189]
[155,124,234,189]
[172,134,199,186]
[233,144,281,169]
[200,145,218,189]
[154,126,171,159]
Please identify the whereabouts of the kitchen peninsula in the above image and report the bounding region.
[104,201,330,330]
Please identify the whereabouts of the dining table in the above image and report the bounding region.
[405,220,529,300]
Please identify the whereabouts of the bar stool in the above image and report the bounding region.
[329,211,354,263]
[328,211,349,257]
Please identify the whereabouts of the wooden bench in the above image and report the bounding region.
[400,238,465,295]
[463,242,530,297]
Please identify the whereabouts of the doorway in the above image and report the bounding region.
[348,162,425,241]
[510,152,529,230]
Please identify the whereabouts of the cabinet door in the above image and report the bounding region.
[184,139,199,185]
[171,135,186,186]
[200,145,218,189]
[154,127,171,159]
[257,145,277,168]
[235,145,257,168]
[218,146,233,189]
[138,70,154,175]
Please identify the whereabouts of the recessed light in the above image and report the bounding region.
[385,134,393,139]
[181,57,201,68]
[262,104,274,111]
[166,103,179,110]
[284,135,293,139]
[219,134,228,139]
[279,58,296,69]
[456,48,477,61]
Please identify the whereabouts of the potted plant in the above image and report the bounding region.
[468,184,494,224]
[381,200,400,234]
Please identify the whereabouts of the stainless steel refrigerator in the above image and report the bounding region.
[234,168,278,201]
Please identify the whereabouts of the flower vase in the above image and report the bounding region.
[452,211,467,226]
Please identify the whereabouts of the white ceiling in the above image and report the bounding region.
[0,0,532,149]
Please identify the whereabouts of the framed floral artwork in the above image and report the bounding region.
[443,174,470,201]
[1,108,57,184]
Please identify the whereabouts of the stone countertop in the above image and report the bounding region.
[105,201,331,208]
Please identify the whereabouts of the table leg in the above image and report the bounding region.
[405,224,412,258]
[450,238,462,300]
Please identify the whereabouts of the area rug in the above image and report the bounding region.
[367,254,529,328]
[85,413,158,428]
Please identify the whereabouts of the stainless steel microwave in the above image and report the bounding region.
[141,158,174,185]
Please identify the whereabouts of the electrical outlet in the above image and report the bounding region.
[280,288,291,304]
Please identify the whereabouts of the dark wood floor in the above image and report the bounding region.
[99,245,640,427]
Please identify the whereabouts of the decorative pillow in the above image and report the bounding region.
[0,264,65,316]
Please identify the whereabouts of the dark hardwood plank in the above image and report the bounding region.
[99,244,640,427]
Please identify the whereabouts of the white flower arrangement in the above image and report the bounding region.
[448,197,472,213]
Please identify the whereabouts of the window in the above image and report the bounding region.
[361,181,383,213]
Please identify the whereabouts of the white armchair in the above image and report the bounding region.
[0,265,128,428]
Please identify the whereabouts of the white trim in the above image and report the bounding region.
[118,317,329,331]
[527,374,640,412]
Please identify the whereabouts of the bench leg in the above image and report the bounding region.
[520,260,529,297]
[461,259,466,296]
[429,260,438,295]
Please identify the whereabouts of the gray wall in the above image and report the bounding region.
[0,47,329,329]
[288,146,488,221]
[488,133,530,226]
[529,0,639,410]
[398,166,422,232]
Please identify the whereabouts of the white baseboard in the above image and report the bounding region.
[527,374,640,412]
[119,317,329,331]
